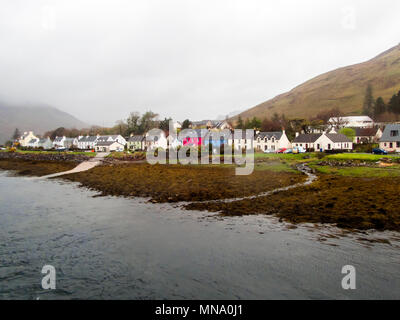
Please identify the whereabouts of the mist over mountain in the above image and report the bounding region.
[0,103,88,144]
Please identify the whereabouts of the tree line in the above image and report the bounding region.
[234,108,343,140]
[362,83,400,120]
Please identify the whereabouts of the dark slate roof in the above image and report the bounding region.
[256,131,283,140]
[38,138,50,143]
[350,127,379,137]
[96,141,122,146]
[28,138,38,144]
[53,136,64,142]
[128,135,144,142]
[98,134,119,141]
[380,124,400,142]
[96,136,111,142]
[78,136,99,142]
[325,133,352,143]
[293,134,322,143]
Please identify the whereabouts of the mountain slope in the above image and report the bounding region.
[236,44,400,121]
[0,104,88,144]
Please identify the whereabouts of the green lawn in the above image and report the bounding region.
[254,152,316,161]
[323,153,397,162]
[311,164,400,177]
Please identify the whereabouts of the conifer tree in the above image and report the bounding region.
[362,84,375,116]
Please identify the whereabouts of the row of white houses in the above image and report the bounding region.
[18,132,128,152]
[17,122,400,153]
[18,130,351,153]
[99,130,353,153]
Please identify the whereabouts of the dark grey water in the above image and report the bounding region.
[0,172,399,300]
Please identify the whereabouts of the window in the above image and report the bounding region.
[390,143,393,148]
[390,130,399,137]
[397,142,400,148]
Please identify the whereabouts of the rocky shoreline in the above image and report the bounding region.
[0,152,92,163]
[0,152,86,176]
[1,152,400,232]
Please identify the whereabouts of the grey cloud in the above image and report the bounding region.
[0,0,400,126]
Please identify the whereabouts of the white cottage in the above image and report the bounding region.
[95,141,125,152]
[64,137,78,149]
[77,136,99,150]
[227,131,254,151]
[27,138,40,148]
[53,136,66,148]
[38,137,53,150]
[293,132,352,152]
[96,135,127,146]
[352,127,383,144]
[255,131,291,152]
[328,116,374,129]
[145,131,168,150]
[19,131,38,147]
[127,135,145,151]
[379,124,400,153]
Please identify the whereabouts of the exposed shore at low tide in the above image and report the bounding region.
[0,158,77,176]
[1,151,400,232]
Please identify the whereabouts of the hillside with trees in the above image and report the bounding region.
[233,44,400,122]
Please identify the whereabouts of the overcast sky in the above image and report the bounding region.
[1,0,400,126]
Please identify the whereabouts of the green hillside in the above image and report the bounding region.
[236,44,400,121]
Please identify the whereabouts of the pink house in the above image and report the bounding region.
[183,137,203,146]
[182,129,208,146]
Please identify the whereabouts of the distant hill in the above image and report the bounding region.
[234,44,400,121]
[0,104,88,144]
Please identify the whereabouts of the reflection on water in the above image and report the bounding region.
[0,172,399,299]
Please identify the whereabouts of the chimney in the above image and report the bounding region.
[295,132,299,137]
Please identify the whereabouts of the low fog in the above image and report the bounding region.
[1,0,400,125]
